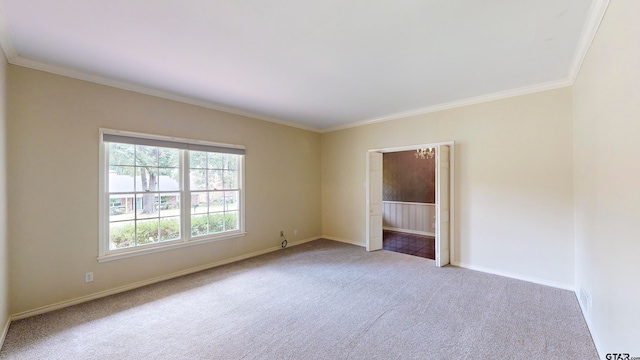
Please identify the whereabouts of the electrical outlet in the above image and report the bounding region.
[294,229,298,236]
[280,230,284,237]
[85,272,94,283]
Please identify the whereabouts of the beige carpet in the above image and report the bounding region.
[0,239,598,359]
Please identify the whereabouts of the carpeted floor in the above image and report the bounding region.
[0,239,598,359]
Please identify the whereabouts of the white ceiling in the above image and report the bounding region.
[0,0,606,131]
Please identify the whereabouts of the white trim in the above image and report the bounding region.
[101,128,246,151]
[451,261,575,291]
[322,236,364,247]
[383,227,434,237]
[3,50,572,135]
[567,0,610,82]
[320,1,610,133]
[321,80,572,133]
[575,290,604,359]
[364,151,378,252]
[0,1,609,134]
[97,232,247,263]
[98,130,107,258]
[369,141,455,154]
[366,141,455,264]
[0,316,10,351]
[449,144,456,268]
[382,201,435,206]
[0,0,17,61]
[10,56,321,133]
[98,128,247,261]
[11,236,321,321]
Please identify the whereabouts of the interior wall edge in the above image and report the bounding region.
[321,236,364,247]
[452,261,575,291]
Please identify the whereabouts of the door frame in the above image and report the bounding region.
[365,141,455,263]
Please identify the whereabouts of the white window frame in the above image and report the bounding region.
[98,128,246,263]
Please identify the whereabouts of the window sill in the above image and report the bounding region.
[97,231,247,263]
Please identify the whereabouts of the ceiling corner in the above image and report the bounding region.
[0,0,18,62]
[567,0,610,84]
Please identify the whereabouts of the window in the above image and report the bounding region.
[99,129,245,262]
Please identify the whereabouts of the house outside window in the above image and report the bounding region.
[99,129,245,262]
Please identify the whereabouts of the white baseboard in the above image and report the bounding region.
[451,261,575,291]
[383,227,435,237]
[10,236,322,321]
[285,236,319,247]
[322,235,364,247]
[575,290,604,359]
[0,316,10,351]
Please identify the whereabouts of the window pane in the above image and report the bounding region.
[137,193,159,219]
[208,192,224,213]
[191,192,208,214]
[208,213,224,233]
[191,214,208,237]
[136,219,159,245]
[136,145,158,167]
[160,217,180,242]
[225,191,239,211]
[109,166,135,193]
[223,170,238,189]
[226,154,238,170]
[159,168,180,191]
[159,193,180,217]
[225,212,239,231]
[104,136,244,256]
[158,148,179,168]
[110,194,135,222]
[110,221,135,249]
[208,170,223,190]
[190,151,207,168]
[136,168,159,192]
[109,143,135,166]
[190,169,206,191]
[208,153,224,169]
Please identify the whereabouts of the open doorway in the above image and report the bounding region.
[366,143,454,267]
[381,149,436,259]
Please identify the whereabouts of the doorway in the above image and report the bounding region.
[382,230,435,259]
[366,142,454,267]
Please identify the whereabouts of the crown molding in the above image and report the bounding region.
[0,0,610,135]
[567,0,610,83]
[10,56,322,133]
[0,0,17,61]
[320,0,610,133]
[320,78,573,133]
[0,7,321,134]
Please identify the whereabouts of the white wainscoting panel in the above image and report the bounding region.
[383,201,435,235]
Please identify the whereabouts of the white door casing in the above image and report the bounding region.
[366,151,383,251]
[435,145,450,267]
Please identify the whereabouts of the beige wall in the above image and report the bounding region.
[322,88,575,287]
[6,65,322,314]
[7,5,640,352]
[0,52,8,333]
[573,0,640,355]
